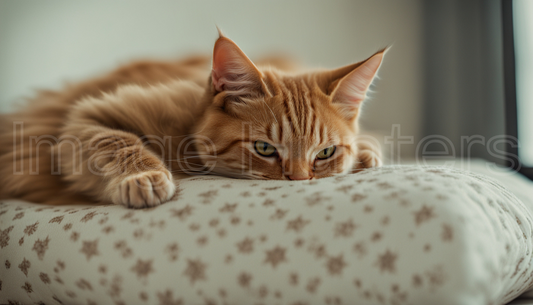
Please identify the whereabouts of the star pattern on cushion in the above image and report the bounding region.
[12,212,24,221]
[24,222,39,235]
[131,259,154,280]
[39,272,50,284]
[425,265,447,288]
[18,258,30,276]
[237,272,252,288]
[70,231,80,242]
[170,205,194,220]
[336,185,354,194]
[351,193,367,203]
[165,243,180,261]
[157,289,183,305]
[183,258,207,285]
[264,246,287,268]
[236,237,254,254]
[80,239,100,261]
[305,192,331,207]
[306,277,321,293]
[81,211,98,223]
[21,282,32,294]
[289,272,299,286]
[262,199,275,207]
[441,224,454,241]
[413,205,436,226]
[114,240,133,258]
[270,209,288,220]
[0,225,14,248]
[219,203,237,213]
[286,216,310,232]
[198,190,218,204]
[0,166,530,304]
[75,278,93,291]
[376,250,398,273]
[325,254,347,276]
[49,216,64,224]
[334,219,358,237]
[32,236,50,260]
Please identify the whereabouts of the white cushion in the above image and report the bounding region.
[1,165,532,305]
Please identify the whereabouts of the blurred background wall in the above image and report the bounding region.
[421,0,505,165]
[0,1,505,162]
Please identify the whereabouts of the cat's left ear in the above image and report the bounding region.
[329,49,386,120]
[211,35,264,97]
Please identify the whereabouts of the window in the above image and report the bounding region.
[513,0,533,167]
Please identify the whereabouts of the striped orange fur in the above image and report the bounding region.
[0,33,385,208]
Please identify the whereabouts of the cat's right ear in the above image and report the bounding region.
[327,49,386,120]
[211,36,264,97]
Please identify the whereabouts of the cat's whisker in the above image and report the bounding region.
[260,99,279,125]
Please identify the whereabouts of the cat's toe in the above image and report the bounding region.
[114,171,176,208]
[358,150,382,168]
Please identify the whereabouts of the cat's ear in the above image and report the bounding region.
[211,35,263,97]
[328,49,386,120]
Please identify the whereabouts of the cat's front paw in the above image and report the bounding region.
[112,171,176,208]
[358,149,382,169]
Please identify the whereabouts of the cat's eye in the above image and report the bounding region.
[316,146,336,160]
[254,141,277,157]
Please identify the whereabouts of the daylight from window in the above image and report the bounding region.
[514,0,533,166]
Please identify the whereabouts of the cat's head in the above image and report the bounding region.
[194,34,385,180]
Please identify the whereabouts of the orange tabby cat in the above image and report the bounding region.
[0,32,384,208]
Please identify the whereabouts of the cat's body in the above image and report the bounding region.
[0,34,384,208]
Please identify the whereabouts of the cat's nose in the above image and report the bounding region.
[287,174,311,181]
[283,159,311,180]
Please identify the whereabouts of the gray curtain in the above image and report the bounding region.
[422,0,505,163]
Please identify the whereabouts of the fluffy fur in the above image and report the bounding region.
[0,34,384,208]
